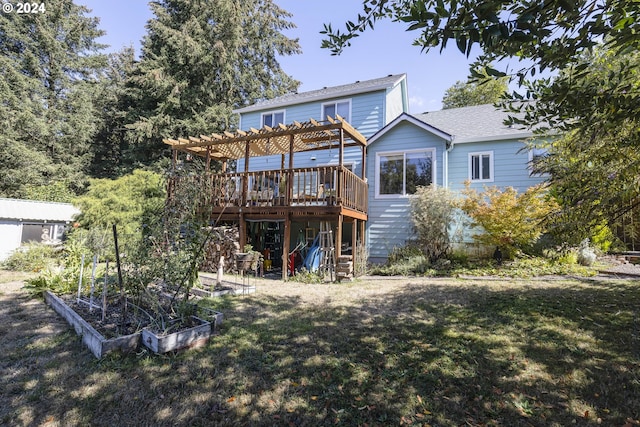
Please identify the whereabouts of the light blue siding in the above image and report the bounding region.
[241,148,364,177]
[365,121,448,262]
[239,90,387,139]
[385,81,407,124]
[238,90,394,174]
[447,139,546,193]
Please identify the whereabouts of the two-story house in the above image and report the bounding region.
[164,73,545,275]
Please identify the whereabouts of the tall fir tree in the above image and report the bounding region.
[0,0,107,198]
[89,47,139,178]
[125,0,301,168]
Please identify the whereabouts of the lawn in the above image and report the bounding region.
[1,274,639,426]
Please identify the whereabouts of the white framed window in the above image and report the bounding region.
[261,110,285,127]
[322,99,351,122]
[528,147,549,175]
[468,151,494,182]
[376,149,435,197]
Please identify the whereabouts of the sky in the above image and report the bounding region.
[78,0,480,113]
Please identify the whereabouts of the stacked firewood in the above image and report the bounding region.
[201,226,241,273]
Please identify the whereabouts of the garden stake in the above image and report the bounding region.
[113,224,127,330]
[76,253,85,304]
[102,260,108,322]
[89,255,97,313]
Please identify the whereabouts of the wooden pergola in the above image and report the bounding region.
[164,116,368,280]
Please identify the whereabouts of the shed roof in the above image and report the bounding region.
[233,74,406,114]
[414,104,532,143]
[0,198,79,222]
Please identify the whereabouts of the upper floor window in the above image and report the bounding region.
[262,110,285,127]
[469,151,494,182]
[376,149,434,197]
[322,100,350,122]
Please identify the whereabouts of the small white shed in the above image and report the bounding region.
[0,198,80,261]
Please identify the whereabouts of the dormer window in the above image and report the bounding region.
[262,110,285,127]
[322,100,350,122]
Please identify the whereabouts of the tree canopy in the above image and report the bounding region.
[0,0,107,198]
[441,76,507,109]
[320,0,639,131]
[125,0,301,168]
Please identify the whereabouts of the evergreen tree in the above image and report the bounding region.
[0,0,107,198]
[125,0,301,168]
[89,47,139,178]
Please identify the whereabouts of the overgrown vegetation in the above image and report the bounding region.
[370,249,597,278]
[3,277,639,426]
[2,243,60,272]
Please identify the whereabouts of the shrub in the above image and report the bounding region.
[370,244,432,276]
[73,169,165,250]
[459,183,559,259]
[2,243,59,272]
[409,186,459,262]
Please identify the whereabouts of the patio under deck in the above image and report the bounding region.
[164,117,368,280]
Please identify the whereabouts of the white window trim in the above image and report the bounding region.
[375,148,436,199]
[468,151,494,183]
[321,98,352,122]
[528,147,549,176]
[261,110,286,127]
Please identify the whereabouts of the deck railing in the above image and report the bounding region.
[168,166,368,214]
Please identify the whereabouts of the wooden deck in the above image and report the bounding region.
[164,117,369,280]
[169,165,368,222]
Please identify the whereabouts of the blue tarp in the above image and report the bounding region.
[303,234,321,272]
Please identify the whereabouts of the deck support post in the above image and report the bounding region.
[352,219,358,265]
[282,213,291,281]
[335,214,343,262]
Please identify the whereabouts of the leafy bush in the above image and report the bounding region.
[409,186,460,262]
[459,183,559,258]
[2,243,60,272]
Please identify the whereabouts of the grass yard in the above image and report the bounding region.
[1,274,639,426]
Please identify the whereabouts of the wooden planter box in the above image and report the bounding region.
[44,291,141,359]
[141,316,211,354]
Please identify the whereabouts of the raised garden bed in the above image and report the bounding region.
[141,316,212,354]
[44,291,142,359]
[44,290,224,357]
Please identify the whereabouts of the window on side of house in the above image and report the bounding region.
[528,147,549,175]
[322,100,350,122]
[261,110,285,127]
[469,151,494,182]
[377,149,434,197]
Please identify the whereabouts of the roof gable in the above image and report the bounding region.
[367,112,453,147]
[234,74,406,114]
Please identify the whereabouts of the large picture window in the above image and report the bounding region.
[468,151,494,182]
[322,100,350,122]
[261,110,285,127]
[377,149,434,196]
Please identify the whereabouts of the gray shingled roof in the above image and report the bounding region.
[415,104,531,143]
[0,198,80,222]
[233,74,406,114]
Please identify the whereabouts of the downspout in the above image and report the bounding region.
[444,138,454,188]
